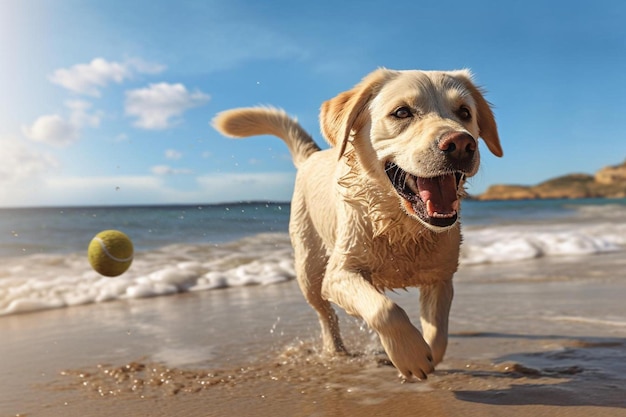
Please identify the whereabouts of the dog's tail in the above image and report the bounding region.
[212,107,321,169]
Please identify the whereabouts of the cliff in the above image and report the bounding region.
[477,160,626,201]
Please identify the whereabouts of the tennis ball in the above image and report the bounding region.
[88,230,134,277]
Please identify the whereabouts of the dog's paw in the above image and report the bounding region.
[378,320,434,380]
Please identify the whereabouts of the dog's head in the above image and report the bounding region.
[320,68,502,232]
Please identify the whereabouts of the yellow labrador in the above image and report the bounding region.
[213,68,502,380]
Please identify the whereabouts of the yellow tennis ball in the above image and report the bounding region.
[88,230,134,277]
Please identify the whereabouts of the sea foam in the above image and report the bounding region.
[1,221,625,316]
[460,222,625,265]
[0,233,295,316]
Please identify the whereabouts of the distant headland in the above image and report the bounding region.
[476,159,626,201]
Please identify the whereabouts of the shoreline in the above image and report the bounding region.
[2,253,626,416]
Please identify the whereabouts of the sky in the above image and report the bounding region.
[1,0,625,207]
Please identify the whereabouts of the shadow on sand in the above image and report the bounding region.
[449,332,626,408]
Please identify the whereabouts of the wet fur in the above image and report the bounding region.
[213,68,501,380]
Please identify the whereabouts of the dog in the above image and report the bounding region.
[213,68,502,380]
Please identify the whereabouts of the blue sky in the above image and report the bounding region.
[1,0,625,207]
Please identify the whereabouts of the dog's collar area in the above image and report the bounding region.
[384,162,462,229]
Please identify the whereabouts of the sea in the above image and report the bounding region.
[1,198,625,316]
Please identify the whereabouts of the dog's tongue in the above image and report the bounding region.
[417,174,458,216]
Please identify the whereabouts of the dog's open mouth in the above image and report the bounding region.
[385,162,463,229]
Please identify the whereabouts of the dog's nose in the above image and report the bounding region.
[438,132,476,161]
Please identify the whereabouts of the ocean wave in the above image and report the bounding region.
[461,223,625,265]
[2,221,625,316]
[0,233,295,316]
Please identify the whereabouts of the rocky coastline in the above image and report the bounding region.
[476,160,626,201]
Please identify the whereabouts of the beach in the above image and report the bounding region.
[2,252,626,416]
[1,200,626,416]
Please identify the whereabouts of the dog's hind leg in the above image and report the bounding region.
[295,256,346,354]
[292,242,346,353]
[290,202,345,354]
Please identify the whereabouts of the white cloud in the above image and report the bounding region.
[165,149,182,160]
[0,136,61,206]
[151,165,192,176]
[125,83,210,130]
[49,57,165,97]
[66,100,102,128]
[21,114,79,146]
[0,136,59,184]
[126,57,167,75]
[49,58,129,97]
[22,100,101,147]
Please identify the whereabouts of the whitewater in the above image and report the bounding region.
[1,199,625,316]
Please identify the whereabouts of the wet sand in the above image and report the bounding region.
[2,253,626,416]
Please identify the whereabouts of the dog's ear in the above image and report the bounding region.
[320,68,395,159]
[452,70,503,157]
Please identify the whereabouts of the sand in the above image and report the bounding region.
[2,253,626,417]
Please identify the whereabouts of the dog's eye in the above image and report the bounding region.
[457,106,472,121]
[392,106,413,119]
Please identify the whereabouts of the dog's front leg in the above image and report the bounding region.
[419,279,453,365]
[322,268,434,380]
